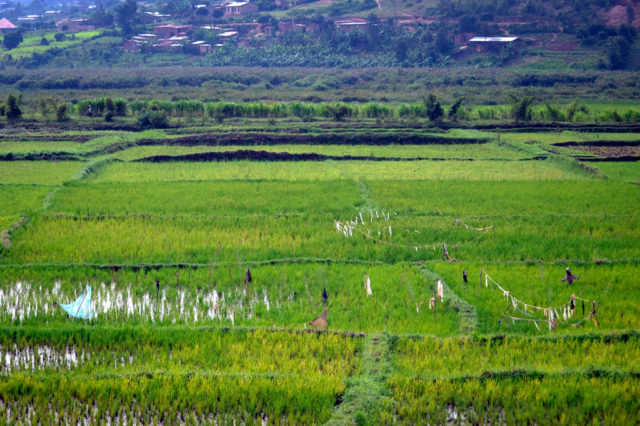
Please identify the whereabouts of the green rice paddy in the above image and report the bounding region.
[0,125,638,423]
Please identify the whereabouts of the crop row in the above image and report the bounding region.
[4,214,639,264]
[0,128,490,162]
[44,180,639,218]
[4,141,520,163]
[0,185,51,216]
[50,180,364,216]
[364,180,638,216]
[588,162,640,182]
[500,131,640,145]
[0,327,360,423]
[5,175,636,219]
[431,263,640,333]
[0,161,82,185]
[0,327,360,376]
[0,262,637,334]
[383,332,640,422]
[102,142,525,162]
[0,264,459,334]
[88,159,585,182]
[393,333,640,377]
[0,372,343,425]
[382,374,640,424]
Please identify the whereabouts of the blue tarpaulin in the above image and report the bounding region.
[59,286,95,320]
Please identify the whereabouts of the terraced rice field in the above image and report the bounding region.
[0,124,639,423]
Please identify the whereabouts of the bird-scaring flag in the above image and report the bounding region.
[364,274,373,296]
[437,279,444,303]
[59,286,94,320]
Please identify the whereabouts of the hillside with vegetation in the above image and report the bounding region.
[0,0,638,71]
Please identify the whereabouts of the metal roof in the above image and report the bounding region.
[469,36,518,42]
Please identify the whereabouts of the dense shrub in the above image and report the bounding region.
[137,109,169,129]
[4,94,22,120]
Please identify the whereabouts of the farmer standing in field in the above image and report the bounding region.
[562,268,579,285]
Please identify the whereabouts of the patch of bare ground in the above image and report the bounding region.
[607,5,629,26]
[571,144,640,158]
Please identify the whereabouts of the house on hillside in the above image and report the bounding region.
[192,40,212,54]
[57,18,95,32]
[224,2,258,16]
[18,15,41,23]
[335,19,368,33]
[468,36,520,51]
[218,30,239,42]
[124,33,158,52]
[142,12,170,24]
[154,24,193,38]
[277,21,306,34]
[124,38,143,52]
[0,17,17,33]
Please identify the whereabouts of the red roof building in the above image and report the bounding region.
[0,17,17,33]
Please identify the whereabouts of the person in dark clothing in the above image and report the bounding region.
[155,279,160,309]
[322,288,328,306]
[462,270,468,284]
[562,268,579,285]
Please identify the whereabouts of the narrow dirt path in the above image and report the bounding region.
[420,267,478,334]
[326,333,395,425]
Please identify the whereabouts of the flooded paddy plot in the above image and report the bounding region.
[0,328,359,424]
[0,264,459,334]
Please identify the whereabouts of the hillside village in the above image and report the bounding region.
[0,0,638,69]
[1,0,526,57]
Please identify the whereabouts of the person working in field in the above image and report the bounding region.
[562,268,579,285]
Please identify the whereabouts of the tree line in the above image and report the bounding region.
[1,94,639,128]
